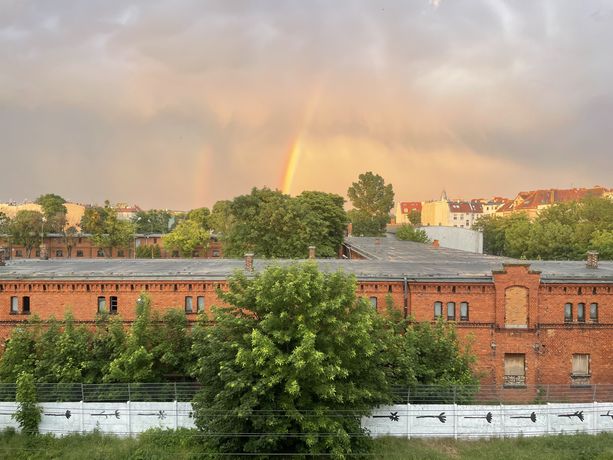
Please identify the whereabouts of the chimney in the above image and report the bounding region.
[0,248,5,266]
[308,246,316,259]
[586,251,599,269]
[244,253,254,272]
[432,239,440,249]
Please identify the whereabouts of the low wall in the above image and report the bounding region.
[2,401,613,438]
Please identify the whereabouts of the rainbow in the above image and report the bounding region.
[279,82,324,195]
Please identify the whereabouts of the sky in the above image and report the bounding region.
[0,0,612,210]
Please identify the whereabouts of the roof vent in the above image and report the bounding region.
[586,251,599,269]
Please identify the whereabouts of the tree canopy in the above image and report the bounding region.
[474,197,613,260]
[132,209,174,234]
[35,193,67,233]
[222,188,347,258]
[162,219,210,258]
[9,210,44,257]
[347,172,394,236]
[80,201,134,257]
[396,224,430,243]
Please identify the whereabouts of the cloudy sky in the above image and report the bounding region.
[1,0,612,210]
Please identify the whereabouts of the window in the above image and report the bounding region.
[35,249,41,257]
[504,354,526,386]
[172,250,179,258]
[197,296,205,313]
[369,297,378,310]
[22,296,30,314]
[434,301,443,319]
[185,296,193,313]
[117,250,125,257]
[55,249,63,257]
[572,354,590,385]
[10,296,18,314]
[564,303,573,322]
[110,296,118,314]
[212,250,220,257]
[460,302,469,321]
[577,303,585,323]
[97,249,104,257]
[76,250,84,257]
[97,297,106,314]
[447,302,456,321]
[590,303,598,322]
[15,250,22,257]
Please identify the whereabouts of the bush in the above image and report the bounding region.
[13,372,41,435]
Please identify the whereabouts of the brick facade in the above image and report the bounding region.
[1,262,612,386]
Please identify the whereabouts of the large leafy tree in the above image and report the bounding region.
[209,200,233,236]
[223,188,347,258]
[186,207,211,231]
[0,211,10,234]
[396,224,430,243]
[81,201,134,257]
[35,193,67,233]
[191,263,391,457]
[347,172,394,236]
[132,209,174,234]
[9,210,44,257]
[163,219,210,258]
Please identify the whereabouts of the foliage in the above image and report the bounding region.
[13,372,41,435]
[396,224,430,243]
[135,244,161,258]
[474,197,613,260]
[9,210,44,257]
[162,220,209,258]
[223,188,347,258]
[209,200,233,235]
[0,211,10,234]
[35,193,67,233]
[347,171,394,236]
[191,263,393,457]
[81,201,134,257]
[408,210,422,226]
[132,210,173,234]
[0,324,40,383]
[186,207,211,230]
[62,226,79,258]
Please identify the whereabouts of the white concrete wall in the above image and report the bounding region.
[363,402,613,439]
[2,401,613,439]
[419,226,484,253]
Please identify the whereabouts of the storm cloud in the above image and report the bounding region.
[0,0,611,209]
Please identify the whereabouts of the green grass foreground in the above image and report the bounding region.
[1,429,613,459]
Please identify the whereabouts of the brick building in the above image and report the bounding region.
[0,239,612,388]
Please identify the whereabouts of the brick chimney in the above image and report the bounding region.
[244,253,254,272]
[432,239,440,249]
[586,251,599,269]
[308,246,316,259]
[0,248,5,266]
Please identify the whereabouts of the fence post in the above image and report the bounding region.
[453,386,457,404]
[80,400,84,433]
[175,400,179,431]
[81,383,85,402]
[128,383,131,402]
[592,401,597,434]
[500,404,505,438]
[453,403,458,440]
[546,403,551,435]
[174,382,178,402]
[127,400,132,437]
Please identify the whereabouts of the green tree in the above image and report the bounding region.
[191,263,391,457]
[62,226,79,258]
[106,294,159,383]
[163,220,209,258]
[590,230,613,259]
[408,210,422,226]
[209,200,233,236]
[347,172,394,236]
[48,313,91,383]
[186,207,211,230]
[347,209,388,237]
[82,315,126,383]
[136,244,162,258]
[13,372,41,435]
[396,224,430,243]
[35,193,67,233]
[82,201,134,257]
[9,210,44,257]
[153,309,192,380]
[0,323,40,383]
[0,211,10,234]
[132,209,173,234]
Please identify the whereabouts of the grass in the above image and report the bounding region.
[2,429,613,459]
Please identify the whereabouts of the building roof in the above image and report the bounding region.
[2,237,610,282]
[399,202,422,214]
[448,201,483,213]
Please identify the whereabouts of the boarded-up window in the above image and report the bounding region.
[572,354,589,375]
[572,354,590,385]
[504,354,525,386]
[97,296,106,314]
[504,286,528,328]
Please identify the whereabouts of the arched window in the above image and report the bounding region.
[447,302,456,321]
[460,302,469,321]
[434,301,442,319]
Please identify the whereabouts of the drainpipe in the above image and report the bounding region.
[403,276,409,319]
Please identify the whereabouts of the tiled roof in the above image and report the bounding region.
[399,202,422,213]
[448,201,483,213]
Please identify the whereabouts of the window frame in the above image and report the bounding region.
[197,296,205,313]
[434,301,443,319]
[460,302,469,321]
[564,303,573,322]
[504,353,526,387]
[185,296,194,314]
[369,296,378,311]
[577,303,586,323]
[10,296,19,314]
[97,296,106,314]
[447,302,456,321]
[110,296,118,314]
[590,303,598,322]
[22,296,30,315]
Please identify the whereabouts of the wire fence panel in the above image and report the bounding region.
[0,383,612,404]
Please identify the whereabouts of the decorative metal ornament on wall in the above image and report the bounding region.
[558,411,584,422]
[137,410,167,420]
[416,412,447,423]
[464,412,493,423]
[44,410,71,419]
[510,412,537,423]
[601,411,613,420]
[90,410,121,419]
[372,411,399,422]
